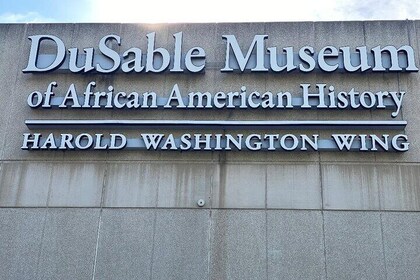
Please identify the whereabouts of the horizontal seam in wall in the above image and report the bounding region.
[0,206,419,213]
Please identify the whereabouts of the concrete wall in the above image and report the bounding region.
[0,21,419,280]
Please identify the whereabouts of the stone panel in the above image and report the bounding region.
[156,163,215,208]
[322,164,380,210]
[0,208,46,280]
[94,209,155,280]
[324,211,386,280]
[103,162,159,207]
[46,162,105,207]
[36,209,100,280]
[267,164,321,209]
[212,164,266,208]
[151,209,209,280]
[210,210,266,280]
[382,212,420,280]
[0,162,51,206]
[267,210,326,280]
[377,164,420,211]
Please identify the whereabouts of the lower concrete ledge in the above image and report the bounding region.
[0,208,419,280]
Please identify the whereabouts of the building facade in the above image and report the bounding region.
[0,21,419,279]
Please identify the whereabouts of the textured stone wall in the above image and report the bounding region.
[0,21,419,280]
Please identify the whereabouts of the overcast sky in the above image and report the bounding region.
[0,0,419,23]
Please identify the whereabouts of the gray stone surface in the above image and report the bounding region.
[267,210,326,280]
[103,162,159,207]
[210,210,267,280]
[392,50,419,144]
[0,25,28,161]
[377,164,420,211]
[212,164,266,208]
[382,212,420,280]
[156,163,215,208]
[0,161,51,206]
[267,164,321,209]
[0,208,46,280]
[364,21,410,48]
[322,163,420,211]
[36,208,100,280]
[151,209,209,280]
[324,211,386,280]
[46,162,105,207]
[397,73,420,163]
[225,149,320,163]
[94,209,155,280]
[266,21,315,49]
[322,164,381,210]
[1,207,420,280]
[314,21,365,48]
[0,161,106,207]
[168,23,218,62]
